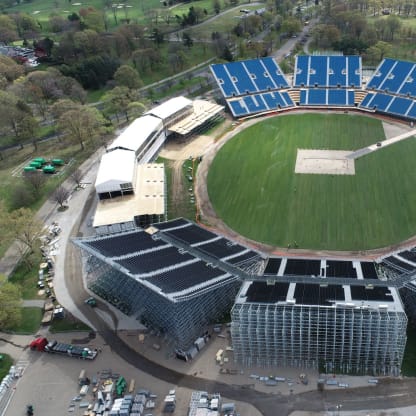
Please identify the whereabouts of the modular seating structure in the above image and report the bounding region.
[294,55,361,88]
[359,58,416,120]
[75,218,262,349]
[294,55,361,107]
[210,57,295,117]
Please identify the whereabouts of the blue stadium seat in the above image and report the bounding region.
[226,61,258,94]
[369,93,395,111]
[243,95,268,113]
[281,92,294,106]
[328,56,347,87]
[367,59,396,90]
[228,100,248,117]
[308,89,328,105]
[406,102,416,119]
[387,96,414,117]
[379,60,414,94]
[309,56,329,87]
[261,57,290,88]
[398,65,416,98]
[261,91,293,109]
[359,92,374,108]
[244,59,276,91]
[347,56,361,87]
[210,64,238,97]
[294,55,309,87]
[328,89,353,106]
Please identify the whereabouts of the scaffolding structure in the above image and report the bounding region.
[231,281,407,375]
[73,219,262,350]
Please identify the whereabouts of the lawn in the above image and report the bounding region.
[185,4,261,39]
[3,0,162,29]
[9,254,43,300]
[0,354,13,381]
[49,314,91,332]
[207,113,416,251]
[10,307,43,334]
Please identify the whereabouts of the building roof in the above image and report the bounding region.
[236,280,404,311]
[93,163,165,227]
[145,96,192,120]
[107,115,162,153]
[95,149,136,194]
[168,100,224,135]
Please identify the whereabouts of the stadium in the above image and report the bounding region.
[74,55,416,375]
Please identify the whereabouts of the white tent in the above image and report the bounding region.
[145,96,192,121]
[107,115,163,154]
[95,149,136,195]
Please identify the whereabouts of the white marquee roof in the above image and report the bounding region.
[95,149,136,194]
[107,115,162,153]
[145,96,192,120]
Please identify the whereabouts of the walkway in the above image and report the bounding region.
[346,128,416,160]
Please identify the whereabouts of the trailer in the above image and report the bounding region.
[29,338,98,360]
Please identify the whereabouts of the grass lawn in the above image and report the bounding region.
[402,325,416,376]
[9,254,43,300]
[0,354,13,381]
[208,113,416,250]
[10,307,43,334]
[50,315,91,333]
[186,4,260,39]
[3,0,162,29]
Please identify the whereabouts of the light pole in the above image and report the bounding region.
[336,404,342,416]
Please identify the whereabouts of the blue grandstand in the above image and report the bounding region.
[227,91,294,117]
[294,55,361,88]
[211,55,416,121]
[367,59,416,97]
[300,89,355,106]
[210,57,289,98]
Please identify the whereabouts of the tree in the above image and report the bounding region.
[103,86,145,122]
[0,55,24,83]
[12,12,40,39]
[114,65,143,89]
[58,105,108,150]
[0,275,22,331]
[385,14,401,40]
[213,0,221,14]
[366,41,392,63]
[71,168,84,187]
[51,186,70,209]
[182,31,194,48]
[23,170,47,198]
[2,207,44,259]
[0,15,18,43]
[281,17,301,36]
[0,91,38,143]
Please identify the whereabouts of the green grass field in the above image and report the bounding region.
[207,113,416,251]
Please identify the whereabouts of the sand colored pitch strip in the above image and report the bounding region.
[295,149,355,175]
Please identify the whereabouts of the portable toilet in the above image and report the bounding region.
[52,159,64,166]
[33,157,46,165]
[43,165,55,174]
[30,161,42,169]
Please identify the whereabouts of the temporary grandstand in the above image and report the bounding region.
[74,218,262,349]
[210,55,416,121]
[210,57,294,117]
[231,258,407,376]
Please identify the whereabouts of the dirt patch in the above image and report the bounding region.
[160,135,214,161]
